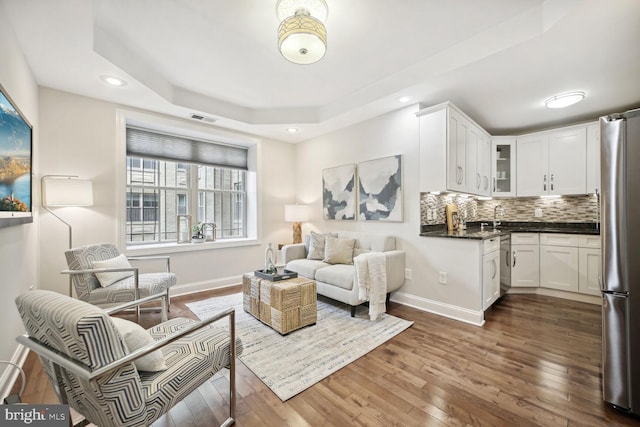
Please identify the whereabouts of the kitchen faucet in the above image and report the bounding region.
[493,204,505,230]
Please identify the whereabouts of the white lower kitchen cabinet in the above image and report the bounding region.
[511,245,540,287]
[540,234,580,292]
[483,237,500,310]
[578,235,601,296]
[540,244,579,292]
[511,233,540,287]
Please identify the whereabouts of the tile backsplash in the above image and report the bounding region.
[420,192,599,225]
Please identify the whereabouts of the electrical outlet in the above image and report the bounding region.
[535,207,542,218]
[427,209,434,221]
[439,271,448,285]
[405,268,412,280]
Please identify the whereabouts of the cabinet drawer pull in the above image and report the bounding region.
[493,177,496,192]
[513,251,516,267]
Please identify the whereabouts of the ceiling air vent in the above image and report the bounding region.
[189,113,217,124]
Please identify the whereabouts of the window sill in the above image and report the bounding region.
[125,238,259,256]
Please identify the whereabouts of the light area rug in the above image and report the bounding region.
[186,292,413,401]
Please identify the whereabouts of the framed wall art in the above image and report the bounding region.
[0,83,33,228]
[358,155,402,221]
[322,164,356,220]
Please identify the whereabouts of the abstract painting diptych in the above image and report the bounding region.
[322,155,402,222]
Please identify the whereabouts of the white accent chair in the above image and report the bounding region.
[16,290,240,427]
[63,243,175,321]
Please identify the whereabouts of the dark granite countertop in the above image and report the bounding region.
[420,221,600,240]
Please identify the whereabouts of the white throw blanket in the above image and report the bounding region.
[354,252,387,321]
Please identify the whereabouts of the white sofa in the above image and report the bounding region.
[282,231,406,316]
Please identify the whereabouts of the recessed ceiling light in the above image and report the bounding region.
[100,75,128,87]
[544,91,585,109]
[286,127,300,134]
[397,95,413,103]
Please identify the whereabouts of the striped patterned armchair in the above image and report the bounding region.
[64,243,176,321]
[16,290,240,427]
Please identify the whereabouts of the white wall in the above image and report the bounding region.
[295,105,486,324]
[38,87,296,297]
[0,1,40,393]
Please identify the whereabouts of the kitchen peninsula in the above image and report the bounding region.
[419,219,601,326]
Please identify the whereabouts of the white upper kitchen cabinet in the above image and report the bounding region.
[465,120,492,197]
[492,137,516,197]
[448,108,468,193]
[479,134,492,197]
[516,126,587,196]
[418,106,447,192]
[516,133,547,196]
[586,122,601,194]
[417,102,491,195]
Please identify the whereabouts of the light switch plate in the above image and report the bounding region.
[438,271,448,284]
[535,208,542,217]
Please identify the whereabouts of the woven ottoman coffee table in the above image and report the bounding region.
[242,273,317,334]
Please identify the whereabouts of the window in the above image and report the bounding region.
[197,167,246,238]
[125,127,248,246]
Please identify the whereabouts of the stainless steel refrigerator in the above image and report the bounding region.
[601,107,640,414]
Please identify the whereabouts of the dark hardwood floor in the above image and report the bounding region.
[16,288,640,426]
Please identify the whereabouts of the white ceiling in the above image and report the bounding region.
[3,0,640,143]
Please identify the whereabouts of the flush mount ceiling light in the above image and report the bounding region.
[397,95,413,103]
[286,127,300,133]
[276,0,328,65]
[544,91,585,109]
[100,75,128,87]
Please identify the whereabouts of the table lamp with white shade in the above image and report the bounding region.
[284,204,309,244]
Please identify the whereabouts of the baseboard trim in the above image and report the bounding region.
[391,291,484,326]
[170,276,242,297]
[507,287,601,305]
[0,344,30,402]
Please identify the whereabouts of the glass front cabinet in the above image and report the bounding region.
[491,137,516,197]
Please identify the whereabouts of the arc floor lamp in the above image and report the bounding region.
[41,175,94,295]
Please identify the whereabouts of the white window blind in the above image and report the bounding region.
[126,127,248,170]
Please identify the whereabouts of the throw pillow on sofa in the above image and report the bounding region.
[323,237,356,264]
[307,231,336,260]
